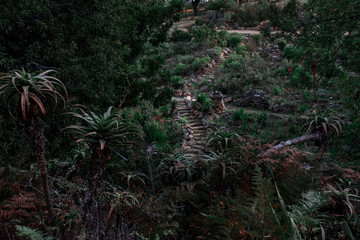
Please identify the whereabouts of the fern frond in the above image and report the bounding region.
[16,225,54,240]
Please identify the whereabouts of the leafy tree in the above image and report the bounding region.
[0,69,68,220]
[0,0,183,109]
[279,0,360,108]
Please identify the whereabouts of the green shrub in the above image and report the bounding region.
[206,0,229,10]
[177,54,194,64]
[227,34,242,47]
[234,43,248,56]
[171,75,185,89]
[231,4,270,27]
[232,109,248,122]
[253,34,261,45]
[261,27,271,39]
[302,91,311,102]
[192,56,211,71]
[344,117,360,147]
[222,53,244,73]
[273,85,281,95]
[214,46,222,56]
[154,87,174,107]
[170,29,192,42]
[255,111,268,126]
[195,18,203,26]
[191,25,217,43]
[275,38,287,51]
[197,93,213,112]
[283,45,308,62]
[174,63,188,75]
[144,116,167,147]
[290,67,313,90]
[217,30,229,41]
[299,104,308,113]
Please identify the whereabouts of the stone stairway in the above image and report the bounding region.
[173,97,208,154]
[173,48,233,155]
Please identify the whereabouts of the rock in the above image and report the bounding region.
[184,91,191,97]
[207,63,213,69]
[235,89,270,110]
[222,50,229,55]
[224,96,233,103]
[194,102,202,110]
[174,90,183,97]
[271,55,280,61]
[233,22,239,29]
[200,86,208,92]
[342,145,352,153]
[183,146,191,150]
[219,25,226,29]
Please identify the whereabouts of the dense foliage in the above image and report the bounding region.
[0,0,183,109]
[1,0,359,239]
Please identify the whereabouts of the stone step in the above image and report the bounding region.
[191,145,204,150]
[193,133,206,136]
[186,149,202,153]
[191,126,206,130]
[192,130,207,134]
[178,111,190,114]
[179,113,193,117]
[190,122,203,127]
[193,137,204,141]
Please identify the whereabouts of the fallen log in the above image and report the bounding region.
[260,132,325,157]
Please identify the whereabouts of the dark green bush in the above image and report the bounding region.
[191,25,217,43]
[205,0,229,10]
[197,93,213,112]
[290,67,313,90]
[170,30,192,42]
[171,75,185,89]
[195,18,203,26]
[283,45,308,62]
[191,56,211,71]
[227,34,242,48]
[154,87,174,107]
[174,63,188,75]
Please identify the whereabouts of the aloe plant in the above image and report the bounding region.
[65,106,143,215]
[0,69,68,220]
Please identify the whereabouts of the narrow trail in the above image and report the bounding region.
[172,19,280,35]
[173,53,229,154]
[171,21,284,154]
[174,96,208,154]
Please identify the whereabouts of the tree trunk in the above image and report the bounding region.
[82,147,110,235]
[260,132,325,157]
[192,0,200,16]
[237,0,243,7]
[26,106,54,220]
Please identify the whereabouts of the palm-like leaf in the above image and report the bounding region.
[65,106,143,150]
[207,129,240,149]
[301,113,343,137]
[0,69,68,120]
